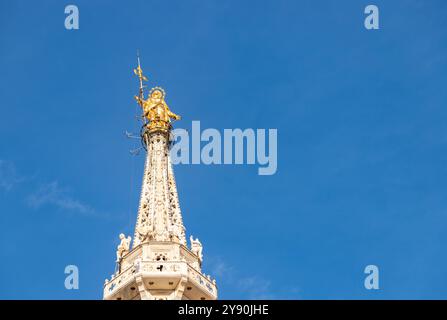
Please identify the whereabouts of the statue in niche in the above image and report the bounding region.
[116,233,131,262]
[170,223,184,243]
[190,235,203,262]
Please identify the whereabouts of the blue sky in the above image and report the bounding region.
[1,0,447,299]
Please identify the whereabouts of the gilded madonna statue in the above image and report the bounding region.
[135,87,180,132]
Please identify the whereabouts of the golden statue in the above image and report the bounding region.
[133,57,180,132]
[135,88,180,123]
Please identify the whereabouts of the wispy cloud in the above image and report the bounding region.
[1,161,118,220]
[0,160,23,191]
[26,181,100,217]
[238,276,274,299]
[207,256,301,299]
[237,273,302,299]
[210,257,234,279]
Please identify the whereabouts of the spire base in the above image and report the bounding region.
[103,242,217,300]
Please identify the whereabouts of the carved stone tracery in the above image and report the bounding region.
[133,131,187,247]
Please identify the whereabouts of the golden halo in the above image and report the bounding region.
[149,86,166,98]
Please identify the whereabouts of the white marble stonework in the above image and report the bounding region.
[103,128,217,300]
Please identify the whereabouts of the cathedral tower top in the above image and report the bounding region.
[102,56,217,300]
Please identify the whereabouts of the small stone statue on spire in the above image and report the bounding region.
[190,235,203,262]
[116,233,131,262]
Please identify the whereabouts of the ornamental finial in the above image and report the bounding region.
[133,50,148,109]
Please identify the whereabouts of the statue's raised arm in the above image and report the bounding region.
[134,95,144,107]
